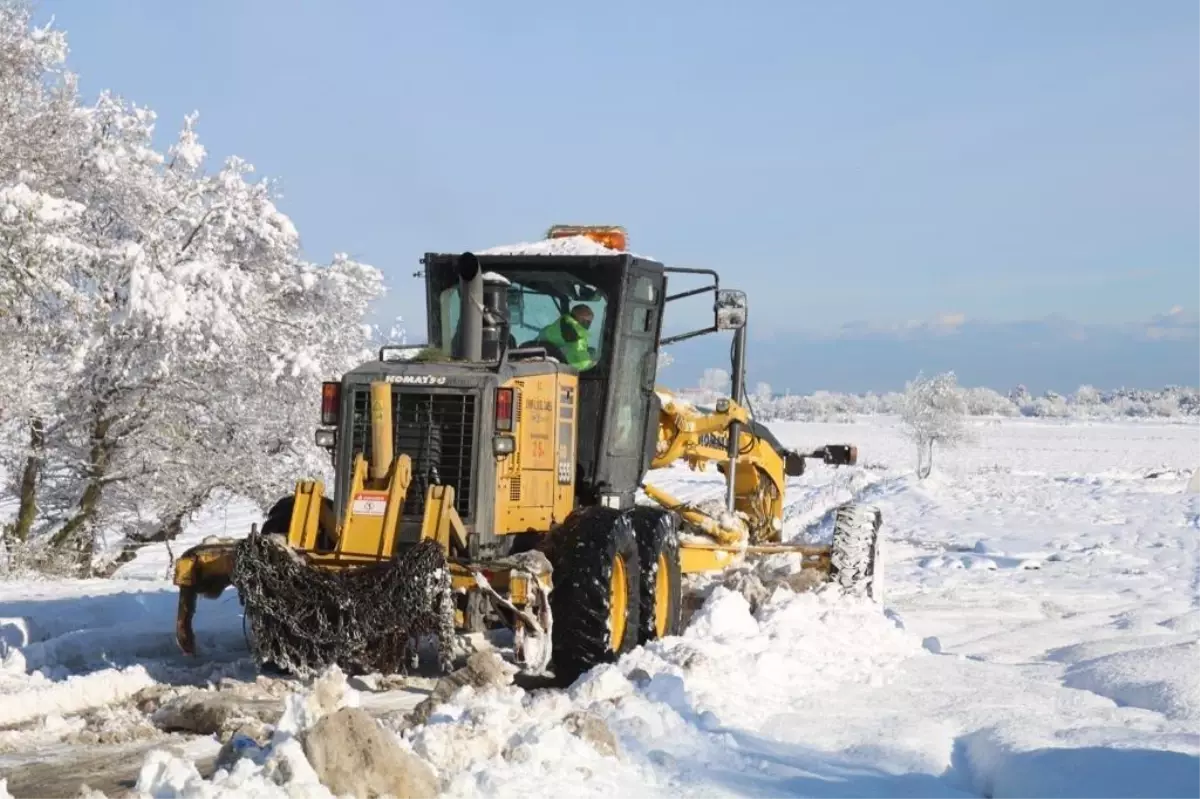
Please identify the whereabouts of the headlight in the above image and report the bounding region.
[493,435,515,455]
[315,429,337,448]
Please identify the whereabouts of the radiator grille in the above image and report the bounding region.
[350,388,477,520]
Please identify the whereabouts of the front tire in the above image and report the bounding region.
[829,503,883,601]
[546,506,641,685]
[631,507,682,644]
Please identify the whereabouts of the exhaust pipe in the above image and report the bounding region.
[457,253,483,362]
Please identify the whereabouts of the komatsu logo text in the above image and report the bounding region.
[385,374,447,385]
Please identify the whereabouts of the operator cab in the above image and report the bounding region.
[416,225,748,510]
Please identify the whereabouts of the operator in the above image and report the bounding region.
[538,304,596,371]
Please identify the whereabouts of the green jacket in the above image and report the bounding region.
[539,314,595,370]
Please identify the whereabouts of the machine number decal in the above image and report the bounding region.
[557,382,575,484]
[352,492,388,516]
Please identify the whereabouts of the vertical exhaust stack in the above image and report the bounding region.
[457,252,484,362]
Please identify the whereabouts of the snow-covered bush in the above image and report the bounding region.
[0,4,385,575]
[699,367,731,395]
[1023,391,1071,419]
[961,387,1019,417]
[752,382,773,407]
[728,380,1195,424]
[899,372,969,479]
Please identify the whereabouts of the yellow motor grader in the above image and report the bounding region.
[172,226,882,684]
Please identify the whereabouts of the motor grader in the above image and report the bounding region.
[172,226,883,685]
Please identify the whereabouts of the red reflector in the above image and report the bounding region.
[321,382,341,426]
[495,387,514,432]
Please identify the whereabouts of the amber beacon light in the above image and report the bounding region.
[545,224,628,251]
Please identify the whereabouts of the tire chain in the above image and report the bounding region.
[229,533,455,677]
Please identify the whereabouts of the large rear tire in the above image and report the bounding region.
[829,503,883,601]
[630,507,682,644]
[546,506,641,686]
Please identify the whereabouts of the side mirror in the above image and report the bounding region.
[715,289,747,330]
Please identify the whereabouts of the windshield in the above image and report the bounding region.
[435,271,608,369]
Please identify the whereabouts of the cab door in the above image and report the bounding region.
[595,264,666,507]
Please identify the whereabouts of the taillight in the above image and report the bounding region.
[495,387,514,432]
[321,382,341,425]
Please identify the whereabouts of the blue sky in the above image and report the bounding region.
[32,0,1199,392]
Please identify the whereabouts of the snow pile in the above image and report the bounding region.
[956,726,1200,798]
[132,666,365,798]
[1062,640,1200,721]
[405,584,921,797]
[0,659,156,727]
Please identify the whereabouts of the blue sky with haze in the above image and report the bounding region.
[32,0,1198,393]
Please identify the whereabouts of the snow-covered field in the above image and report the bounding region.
[1,416,1198,798]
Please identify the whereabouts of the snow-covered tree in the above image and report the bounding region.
[1074,384,1101,406]
[0,5,385,574]
[0,2,94,553]
[900,371,969,479]
[699,367,731,395]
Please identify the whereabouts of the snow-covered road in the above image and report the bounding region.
[1,416,1197,798]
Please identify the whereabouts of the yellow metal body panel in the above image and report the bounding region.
[173,543,236,589]
[678,542,741,573]
[677,540,831,575]
[422,484,470,553]
[286,481,325,551]
[493,372,578,534]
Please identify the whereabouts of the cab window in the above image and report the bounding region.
[437,277,608,369]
